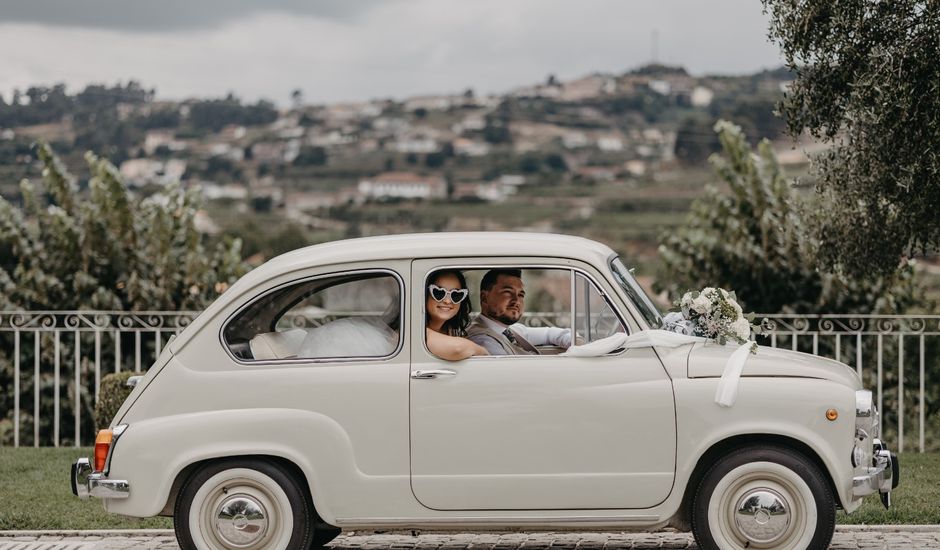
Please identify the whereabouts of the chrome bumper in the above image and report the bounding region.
[71,457,130,499]
[851,439,899,508]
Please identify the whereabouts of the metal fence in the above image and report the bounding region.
[1,311,938,452]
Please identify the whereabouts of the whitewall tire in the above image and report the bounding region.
[691,446,835,550]
[175,459,312,550]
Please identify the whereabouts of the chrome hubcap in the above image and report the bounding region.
[733,488,791,544]
[215,495,268,547]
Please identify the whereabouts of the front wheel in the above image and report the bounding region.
[175,458,312,550]
[691,446,835,550]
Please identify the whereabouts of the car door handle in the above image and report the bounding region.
[411,369,457,379]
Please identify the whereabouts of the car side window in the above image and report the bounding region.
[573,272,627,344]
[223,272,401,361]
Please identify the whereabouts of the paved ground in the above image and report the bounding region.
[2,527,940,550]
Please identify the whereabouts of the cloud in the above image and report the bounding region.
[0,0,783,105]
[0,0,383,32]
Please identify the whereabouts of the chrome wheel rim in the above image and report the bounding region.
[215,495,268,547]
[189,468,294,550]
[733,488,790,544]
[708,461,816,550]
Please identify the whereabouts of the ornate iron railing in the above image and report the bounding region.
[1,311,938,452]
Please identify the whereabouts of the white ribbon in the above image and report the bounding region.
[713,342,754,407]
[561,329,752,407]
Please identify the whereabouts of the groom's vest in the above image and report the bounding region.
[466,317,538,355]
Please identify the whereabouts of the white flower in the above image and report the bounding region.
[691,294,711,314]
[732,317,751,341]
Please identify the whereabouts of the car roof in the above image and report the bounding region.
[263,231,615,273]
[170,232,618,354]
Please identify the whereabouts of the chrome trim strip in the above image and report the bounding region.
[72,457,91,499]
[72,456,130,500]
[103,423,128,475]
[852,443,894,498]
[333,515,660,526]
[88,476,130,499]
[856,390,873,417]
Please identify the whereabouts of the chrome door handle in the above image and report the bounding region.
[411,369,457,379]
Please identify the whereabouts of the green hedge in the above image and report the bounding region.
[94,371,137,430]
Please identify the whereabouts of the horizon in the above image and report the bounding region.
[0,0,783,107]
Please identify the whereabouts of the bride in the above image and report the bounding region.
[425,270,488,360]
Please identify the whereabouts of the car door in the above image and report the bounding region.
[408,259,677,511]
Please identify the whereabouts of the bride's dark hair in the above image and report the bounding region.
[426,270,472,337]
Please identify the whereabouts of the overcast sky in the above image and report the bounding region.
[0,0,784,106]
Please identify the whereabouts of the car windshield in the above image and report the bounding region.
[609,257,663,329]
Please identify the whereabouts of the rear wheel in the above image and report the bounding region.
[175,458,312,550]
[691,446,835,550]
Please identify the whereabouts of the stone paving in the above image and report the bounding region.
[2,527,940,550]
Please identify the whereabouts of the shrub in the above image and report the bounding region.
[94,372,137,430]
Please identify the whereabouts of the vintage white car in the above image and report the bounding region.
[72,233,897,550]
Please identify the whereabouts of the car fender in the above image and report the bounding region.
[103,407,357,522]
[671,377,858,512]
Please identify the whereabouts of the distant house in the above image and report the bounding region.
[404,95,452,112]
[596,136,624,152]
[576,166,618,182]
[395,136,439,154]
[499,174,526,187]
[119,159,186,187]
[218,125,247,141]
[562,132,590,149]
[453,137,490,157]
[624,159,647,177]
[649,80,672,96]
[209,142,244,162]
[559,75,615,101]
[198,182,248,200]
[451,113,486,134]
[358,172,447,200]
[452,181,513,202]
[143,130,188,155]
[251,141,288,163]
[309,130,356,147]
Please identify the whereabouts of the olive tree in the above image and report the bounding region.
[657,121,921,315]
[763,0,940,276]
[0,143,247,445]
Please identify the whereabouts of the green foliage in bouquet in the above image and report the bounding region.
[94,371,137,430]
[657,121,923,315]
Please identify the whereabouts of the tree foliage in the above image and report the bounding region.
[0,143,248,445]
[657,121,921,314]
[0,142,246,311]
[763,0,940,276]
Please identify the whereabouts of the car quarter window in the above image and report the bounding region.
[423,267,625,360]
[223,271,402,362]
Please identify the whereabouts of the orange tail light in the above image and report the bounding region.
[94,429,113,472]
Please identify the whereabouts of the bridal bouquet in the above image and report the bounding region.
[662,287,762,352]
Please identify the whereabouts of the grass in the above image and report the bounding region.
[0,447,172,530]
[838,452,940,525]
[0,448,936,530]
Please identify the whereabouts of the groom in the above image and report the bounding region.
[467,268,571,355]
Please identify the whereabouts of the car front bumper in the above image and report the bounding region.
[71,457,130,500]
[851,439,899,508]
